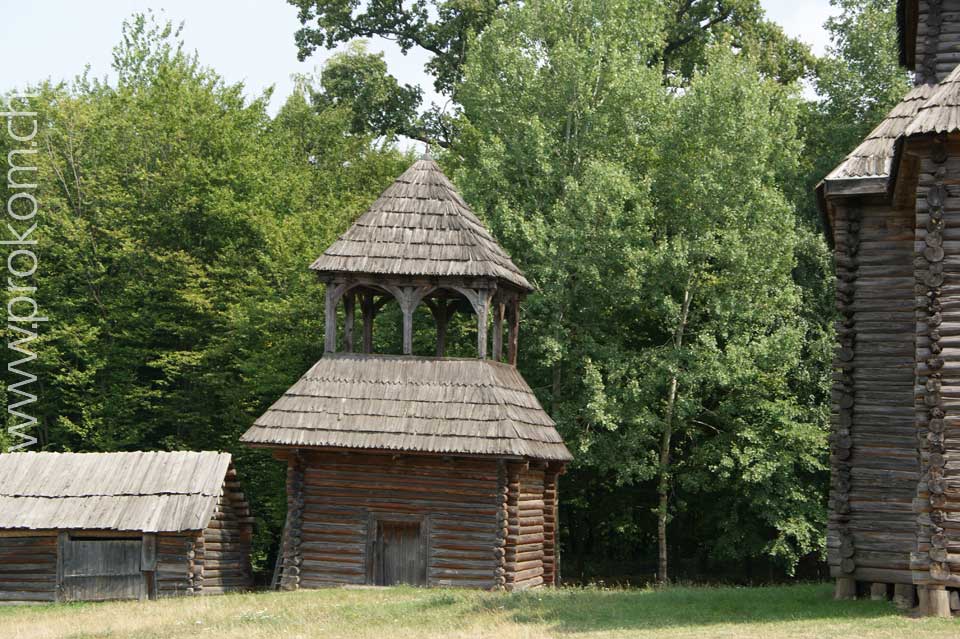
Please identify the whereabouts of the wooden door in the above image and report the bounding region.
[374,521,424,586]
[60,537,145,602]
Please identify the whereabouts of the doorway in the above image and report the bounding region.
[371,519,426,586]
[60,536,145,602]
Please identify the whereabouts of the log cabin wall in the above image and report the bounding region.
[0,533,58,603]
[278,450,562,590]
[910,138,958,590]
[201,472,254,594]
[829,198,919,587]
[504,465,547,590]
[155,532,200,597]
[915,0,960,84]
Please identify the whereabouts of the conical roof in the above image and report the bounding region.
[311,155,533,291]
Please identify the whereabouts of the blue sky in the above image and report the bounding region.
[1,0,837,115]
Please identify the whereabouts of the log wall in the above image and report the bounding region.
[910,139,960,588]
[155,532,198,597]
[915,0,960,84]
[278,450,560,590]
[828,198,919,586]
[0,533,58,603]
[201,469,254,594]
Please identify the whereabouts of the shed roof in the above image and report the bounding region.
[0,451,232,532]
[241,353,572,461]
[311,155,533,291]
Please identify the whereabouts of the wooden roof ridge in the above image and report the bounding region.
[311,155,533,291]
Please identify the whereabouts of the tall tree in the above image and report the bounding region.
[286,0,814,147]
[453,0,826,580]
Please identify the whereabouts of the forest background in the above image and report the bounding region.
[0,0,908,584]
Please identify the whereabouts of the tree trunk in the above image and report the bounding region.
[657,284,692,586]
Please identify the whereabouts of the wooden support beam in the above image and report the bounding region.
[892,583,915,608]
[926,586,951,618]
[507,296,520,366]
[493,299,505,362]
[476,290,492,359]
[324,284,338,353]
[834,577,857,600]
[362,293,374,354]
[343,293,355,353]
[869,583,888,601]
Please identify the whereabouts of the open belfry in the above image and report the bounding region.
[242,154,572,590]
[820,0,960,616]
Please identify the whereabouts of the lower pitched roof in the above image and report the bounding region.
[242,354,573,462]
[0,451,232,532]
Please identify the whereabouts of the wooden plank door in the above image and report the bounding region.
[60,537,146,602]
[374,521,424,586]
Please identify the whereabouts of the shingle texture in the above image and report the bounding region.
[825,84,935,181]
[242,354,572,461]
[311,156,533,291]
[907,64,960,135]
[0,451,232,532]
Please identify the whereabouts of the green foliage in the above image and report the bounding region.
[0,13,409,576]
[450,0,829,574]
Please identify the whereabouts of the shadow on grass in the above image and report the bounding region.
[478,583,902,633]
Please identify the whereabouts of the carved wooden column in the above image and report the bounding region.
[507,296,520,366]
[324,284,338,353]
[832,203,859,599]
[281,450,305,591]
[476,289,492,359]
[362,292,375,353]
[914,136,951,614]
[343,292,355,353]
[492,298,505,362]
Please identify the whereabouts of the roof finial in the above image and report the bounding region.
[422,141,432,160]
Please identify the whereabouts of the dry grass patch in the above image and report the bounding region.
[0,583,957,639]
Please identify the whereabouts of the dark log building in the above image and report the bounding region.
[0,451,252,603]
[242,155,572,591]
[820,0,960,616]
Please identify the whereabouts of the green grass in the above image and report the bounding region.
[0,583,955,639]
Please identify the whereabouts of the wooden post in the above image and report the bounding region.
[834,577,857,600]
[430,300,450,357]
[324,284,337,353]
[893,583,916,608]
[927,586,951,617]
[399,287,416,355]
[493,299,504,362]
[919,585,930,613]
[344,292,355,353]
[507,296,520,366]
[476,290,491,359]
[869,583,887,600]
[362,293,374,354]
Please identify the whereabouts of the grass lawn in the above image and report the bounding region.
[0,582,956,639]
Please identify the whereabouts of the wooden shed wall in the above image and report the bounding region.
[279,450,560,590]
[829,199,919,585]
[0,533,58,603]
[201,470,253,594]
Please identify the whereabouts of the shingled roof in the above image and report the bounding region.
[0,451,233,532]
[824,84,935,183]
[242,354,572,461]
[907,63,960,135]
[311,155,533,291]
